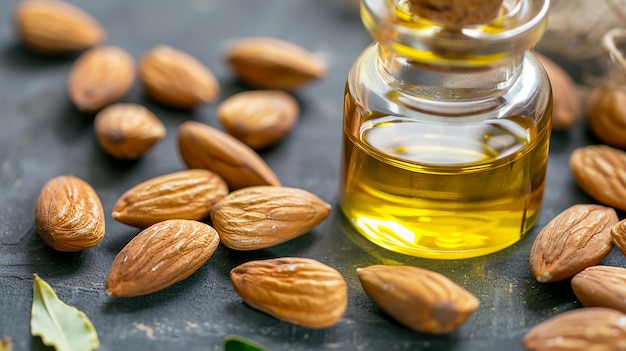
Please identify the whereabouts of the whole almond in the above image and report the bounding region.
[13,0,105,54]
[106,219,219,297]
[94,103,165,160]
[536,53,581,131]
[357,265,479,334]
[528,204,617,283]
[67,46,135,113]
[523,307,626,351]
[139,45,220,108]
[230,257,347,329]
[177,121,280,190]
[34,175,105,252]
[572,265,626,313]
[570,145,626,211]
[216,90,299,149]
[587,86,626,149]
[210,186,330,250]
[225,37,327,90]
[111,169,228,229]
[612,219,626,256]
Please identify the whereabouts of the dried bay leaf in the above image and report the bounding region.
[31,274,99,351]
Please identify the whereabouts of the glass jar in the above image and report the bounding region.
[339,0,552,259]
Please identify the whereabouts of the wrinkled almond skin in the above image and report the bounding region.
[230,257,347,329]
[523,307,626,351]
[528,204,617,283]
[570,145,626,211]
[111,169,228,229]
[94,103,165,160]
[357,265,479,334]
[225,37,326,90]
[217,90,299,150]
[67,46,135,113]
[536,54,581,131]
[588,86,626,149]
[139,45,220,108]
[210,186,331,250]
[612,219,626,256]
[13,0,105,54]
[572,265,626,313]
[177,121,280,190]
[106,219,219,297]
[34,175,105,252]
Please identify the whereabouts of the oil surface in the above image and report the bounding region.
[339,91,551,259]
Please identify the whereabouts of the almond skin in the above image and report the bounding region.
[216,90,299,149]
[523,307,626,351]
[139,45,219,108]
[536,53,581,131]
[34,175,105,252]
[571,265,626,313]
[94,103,165,160]
[111,169,228,229]
[106,219,219,297]
[528,204,617,283]
[67,46,135,113]
[230,257,347,329]
[357,265,479,334]
[210,186,331,250]
[177,121,280,190]
[588,86,626,149]
[13,0,105,54]
[225,37,327,90]
[612,219,626,256]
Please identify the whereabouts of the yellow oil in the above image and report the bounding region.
[339,90,551,259]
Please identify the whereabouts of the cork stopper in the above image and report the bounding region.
[407,0,504,28]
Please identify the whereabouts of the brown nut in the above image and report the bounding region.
[587,86,626,149]
[536,53,581,131]
[112,169,228,229]
[177,121,280,190]
[67,46,136,113]
[210,186,331,250]
[357,265,479,334]
[523,307,626,351]
[571,265,626,313]
[528,204,617,283]
[34,175,105,252]
[225,37,327,90]
[216,90,299,149]
[570,145,626,211]
[13,0,105,54]
[230,257,347,329]
[612,219,626,256]
[106,219,220,297]
[94,103,165,160]
[139,45,220,108]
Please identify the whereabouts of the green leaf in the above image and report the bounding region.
[31,274,99,351]
[0,336,13,351]
[224,335,269,351]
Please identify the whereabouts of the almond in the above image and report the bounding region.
[612,219,626,256]
[94,103,165,160]
[523,307,626,351]
[570,145,626,211]
[225,37,327,90]
[230,257,347,329]
[67,46,135,113]
[536,53,581,131]
[357,265,479,334]
[106,219,219,297]
[587,86,626,149]
[139,45,219,108]
[528,204,617,283]
[111,169,228,229]
[13,0,105,54]
[572,265,626,313]
[210,186,330,250]
[177,121,280,190]
[216,90,299,149]
[34,175,105,252]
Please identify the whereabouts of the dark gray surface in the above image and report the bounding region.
[0,1,619,350]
